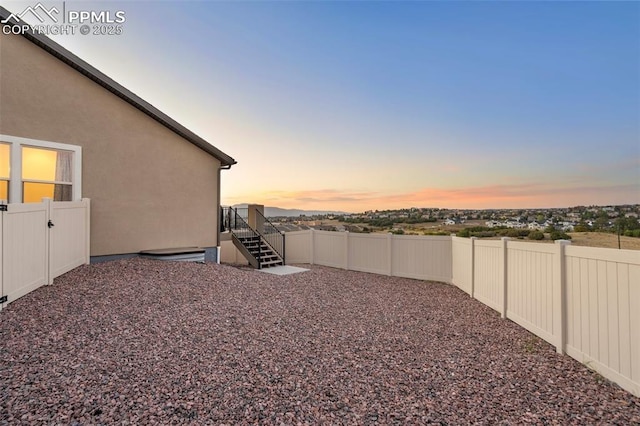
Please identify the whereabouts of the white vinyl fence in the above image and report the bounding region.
[286,230,451,282]
[563,245,640,397]
[451,236,640,397]
[0,198,90,310]
[286,230,640,397]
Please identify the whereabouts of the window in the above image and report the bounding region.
[22,147,73,202]
[0,143,9,202]
[0,135,81,204]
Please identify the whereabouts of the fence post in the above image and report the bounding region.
[310,229,315,265]
[44,198,53,285]
[387,233,393,276]
[500,237,510,319]
[554,239,571,354]
[470,237,477,299]
[344,231,350,270]
[84,198,91,264]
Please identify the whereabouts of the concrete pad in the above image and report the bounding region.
[258,265,310,276]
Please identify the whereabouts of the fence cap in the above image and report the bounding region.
[554,239,572,245]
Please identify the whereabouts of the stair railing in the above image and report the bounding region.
[221,206,249,232]
[255,209,285,263]
[220,206,284,267]
[226,207,262,267]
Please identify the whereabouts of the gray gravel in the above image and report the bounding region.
[1,258,638,425]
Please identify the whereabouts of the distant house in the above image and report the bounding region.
[0,9,236,261]
[560,222,575,232]
[505,220,526,229]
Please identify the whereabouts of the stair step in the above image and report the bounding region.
[232,231,284,269]
[257,256,279,261]
[249,249,276,255]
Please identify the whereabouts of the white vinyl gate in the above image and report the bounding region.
[0,198,90,310]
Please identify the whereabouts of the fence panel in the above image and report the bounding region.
[50,199,90,280]
[392,235,452,282]
[473,240,503,313]
[1,199,90,310]
[452,236,472,294]
[564,245,639,397]
[506,241,556,344]
[2,202,48,305]
[313,230,346,268]
[284,230,312,264]
[349,233,389,275]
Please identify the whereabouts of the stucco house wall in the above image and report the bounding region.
[0,30,233,257]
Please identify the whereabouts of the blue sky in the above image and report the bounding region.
[3,0,639,211]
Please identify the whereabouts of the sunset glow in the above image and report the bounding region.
[7,1,637,212]
[225,182,638,213]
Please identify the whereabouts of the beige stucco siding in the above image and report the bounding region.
[0,32,221,256]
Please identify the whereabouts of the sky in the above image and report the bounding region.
[2,0,639,212]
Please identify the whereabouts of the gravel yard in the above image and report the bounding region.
[1,258,638,424]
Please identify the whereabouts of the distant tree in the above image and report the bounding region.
[457,228,470,238]
[475,230,497,238]
[594,216,609,230]
[505,229,528,238]
[528,230,545,240]
[629,217,640,230]
[502,229,512,237]
[574,222,591,232]
[550,230,571,240]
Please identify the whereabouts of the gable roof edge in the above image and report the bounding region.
[0,6,237,167]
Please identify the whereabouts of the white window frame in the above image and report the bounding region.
[0,134,82,204]
[0,142,9,202]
